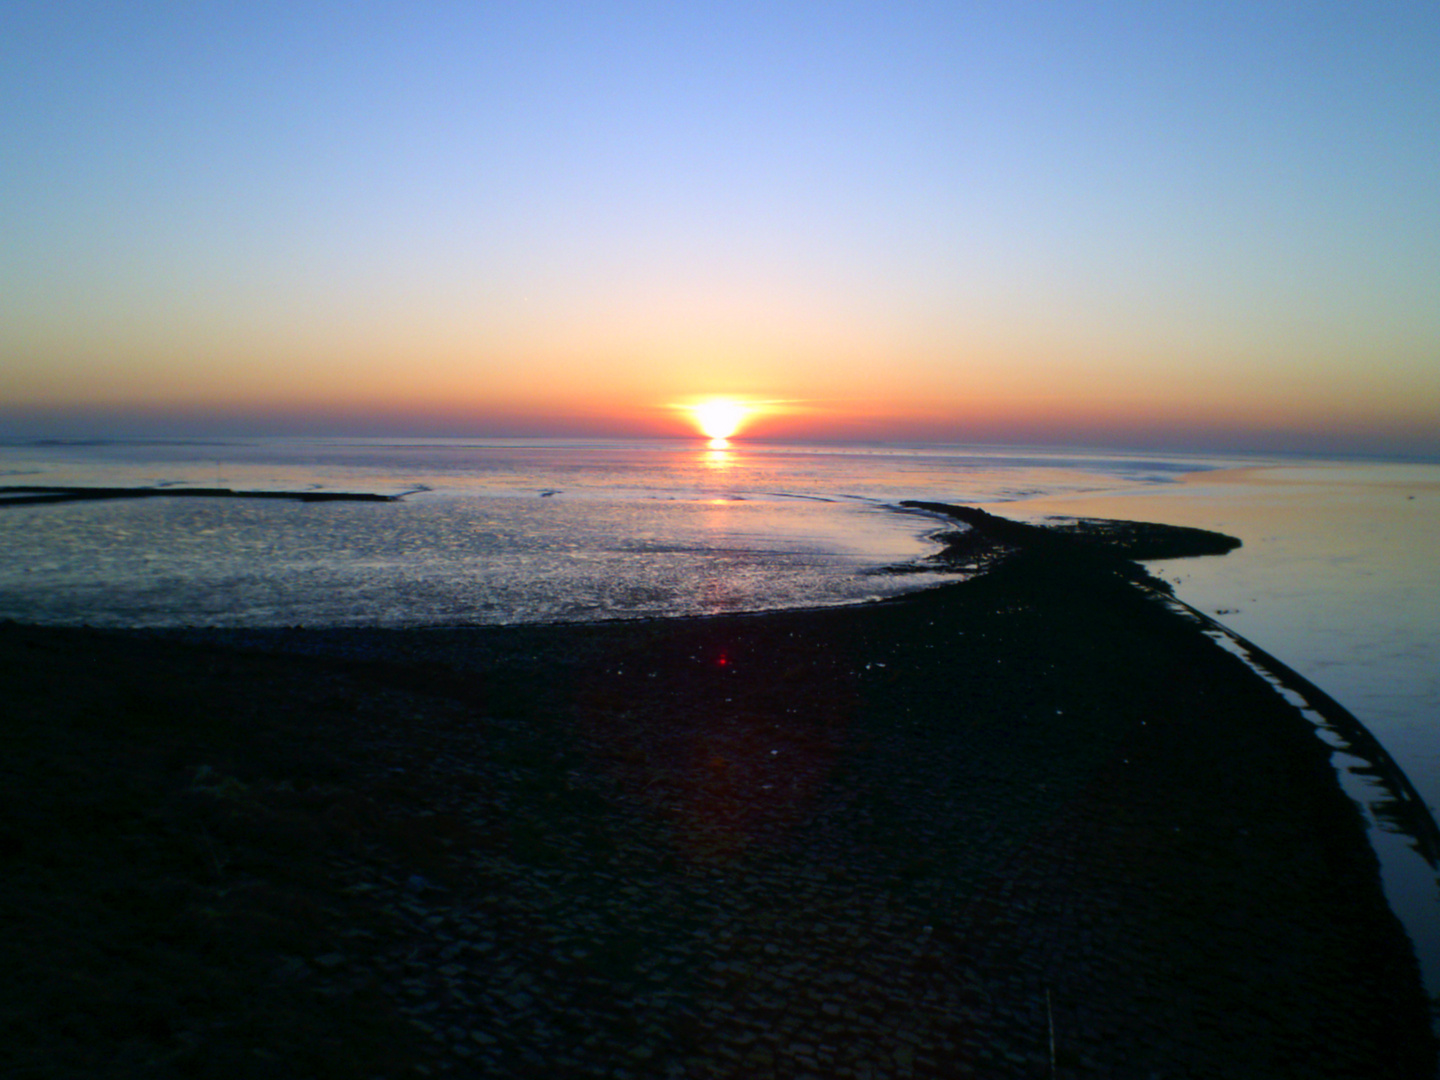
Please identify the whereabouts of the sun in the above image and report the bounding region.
[688,398,751,448]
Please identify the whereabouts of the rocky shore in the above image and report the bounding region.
[2,511,1434,1078]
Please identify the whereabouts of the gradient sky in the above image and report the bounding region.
[3,1,1438,454]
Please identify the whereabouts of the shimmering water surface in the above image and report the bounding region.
[3,436,1437,993]
[0,438,1219,628]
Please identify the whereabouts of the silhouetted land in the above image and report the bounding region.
[0,485,399,506]
[2,509,1433,1078]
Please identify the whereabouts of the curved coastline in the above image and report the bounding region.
[1165,598,1440,867]
[912,499,1440,863]
[912,500,1440,1021]
[2,504,1435,1076]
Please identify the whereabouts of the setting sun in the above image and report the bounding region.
[687,398,752,448]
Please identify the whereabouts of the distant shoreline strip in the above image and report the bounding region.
[0,485,401,506]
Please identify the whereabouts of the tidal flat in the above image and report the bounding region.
[2,512,1434,1078]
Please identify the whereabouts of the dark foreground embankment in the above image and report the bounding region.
[1,513,1433,1078]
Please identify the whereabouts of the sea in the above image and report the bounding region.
[2,436,1437,1001]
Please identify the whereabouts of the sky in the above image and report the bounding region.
[3,1,1438,455]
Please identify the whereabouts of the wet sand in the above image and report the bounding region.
[1,513,1434,1077]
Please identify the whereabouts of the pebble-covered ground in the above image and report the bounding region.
[2,543,1434,1078]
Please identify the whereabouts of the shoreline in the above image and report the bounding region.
[1164,596,1440,865]
[0,484,402,506]
[3,510,1436,1076]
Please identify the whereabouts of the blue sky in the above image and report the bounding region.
[3,1,1437,453]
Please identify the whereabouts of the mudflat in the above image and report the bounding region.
[2,517,1433,1078]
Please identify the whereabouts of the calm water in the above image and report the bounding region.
[3,436,1437,994]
